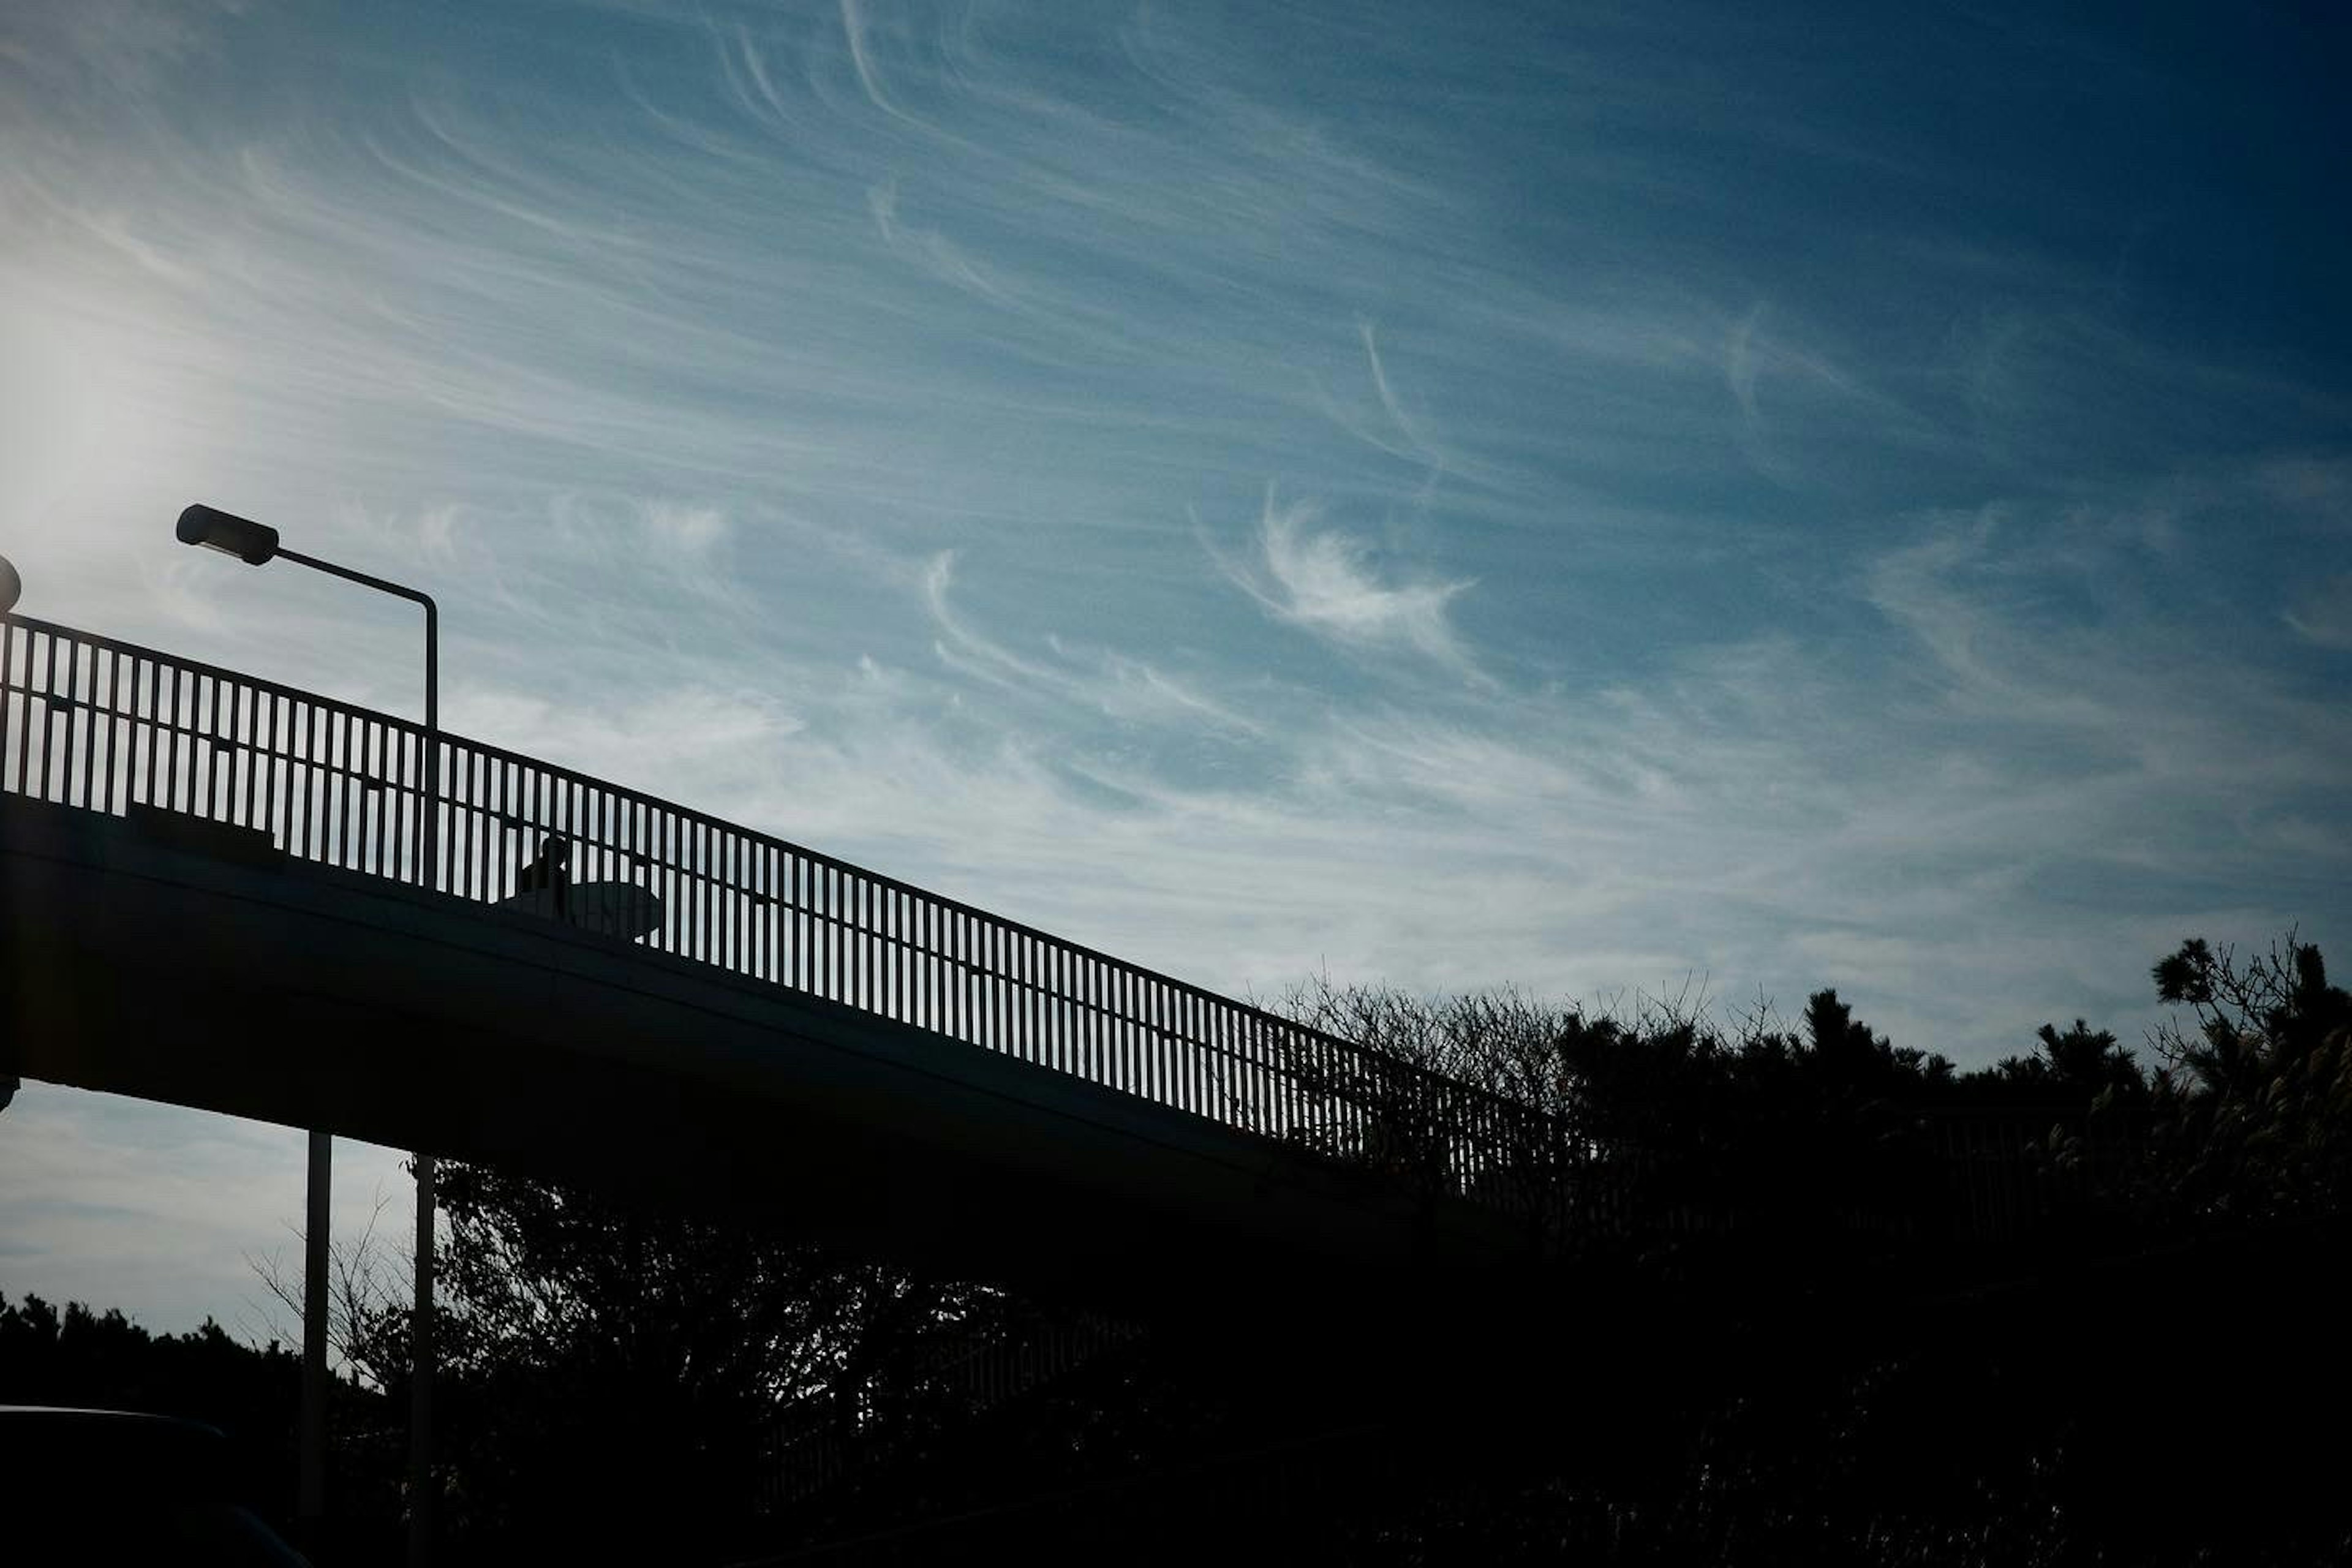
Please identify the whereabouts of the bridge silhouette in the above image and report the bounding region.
[0,612,1568,1319]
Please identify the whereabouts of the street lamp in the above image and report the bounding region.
[176,503,442,1566]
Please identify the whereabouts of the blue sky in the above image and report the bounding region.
[2,0,2347,1333]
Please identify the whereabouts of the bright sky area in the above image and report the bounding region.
[2,0,2347,1334]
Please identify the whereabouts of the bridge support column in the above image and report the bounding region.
[409,1153,435,1567]
[299,1130,330,1531]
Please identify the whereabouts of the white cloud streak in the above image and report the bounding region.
[1212,490,1482,678]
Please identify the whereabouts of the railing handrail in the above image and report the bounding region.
[1,611,1570,1183]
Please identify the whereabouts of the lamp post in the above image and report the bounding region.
[176,504,441,1566]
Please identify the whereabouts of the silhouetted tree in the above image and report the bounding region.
[0,1291,315,1530]
[320,1160,1091,1562]
[2135,933,2352,1224]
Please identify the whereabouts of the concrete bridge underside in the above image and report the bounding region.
[1,797,1536,1325]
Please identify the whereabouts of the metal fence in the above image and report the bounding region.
[1,612,1568,1215]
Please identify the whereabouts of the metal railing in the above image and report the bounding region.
[1,613,1569,1216]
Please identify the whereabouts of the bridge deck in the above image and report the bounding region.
[1,613,1560,1314]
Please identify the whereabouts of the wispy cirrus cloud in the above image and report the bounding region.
[921,550,1262,736]
[1209,490,1481,679]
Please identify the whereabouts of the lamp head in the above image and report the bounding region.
[0,553,18,615]
[176,504,280,566]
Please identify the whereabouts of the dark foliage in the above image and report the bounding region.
[0,1291,312,1523]
[20,931,2352,1564]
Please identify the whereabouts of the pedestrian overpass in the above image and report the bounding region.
[0,613,1564,1322]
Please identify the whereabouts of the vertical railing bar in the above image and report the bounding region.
[1245,1014,1262,1135]
[767,842,783,982]
[1106,963,1120,1091]
[330,706,349,867]
[103,650,125,817]
[407,725,420,891]
[958,910,972,1044]
[925,899,940,1033]
[131,656,151,810]
[363,719,380,878]
[13,625,38,797]
[682,818,696,963]
[492,755,508,903]
[854,873,869,1012]
[53,631,70,804]
[405,727,420,889]
[260,689,279,844]
[693,819,708,962]
[1153,981,1169,1109]
[201,674,222,820]
[351,709,368,868]
[35,630,55,803]
[54,635,71,806]
[324,704,341,867]
[1025,933,1039,1065]
[668,809,684,958]
[175,663,192,813]
[272,690,288,856]
[0,621,15,796]
[59,637,83,808]
[790,852,804,992]
[458,745,476,902]
[70,639,95,810]
[643,802,658,950]
[299,703,317,861]
[687,816,701,960]
[444,742,463,902]
[303,700,320,863]
[231,678,250,830]
[530,763,548,910]
[1130,971,1144,1099]
[890,886,901,1019]
[107,643,125,815]
[676,812,689,956]
[562,775,578,911]
[836,865,850,1005]
[1061,946,1073,1076]
[235,679,256,829]
[401,724,417,886]
[874,876,887,1014]
[93,640,110,811]
[347,707,363,868]
[315,701,330,864]
[1079,956,1095,1086]
[993,923,1009,1055]
[981,919,995,1052]
[127,654,148,815]
[1189,992,1205,1116]
[37,633,60,802]
[750,841,766,981]
[1126,968,1141,1096]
